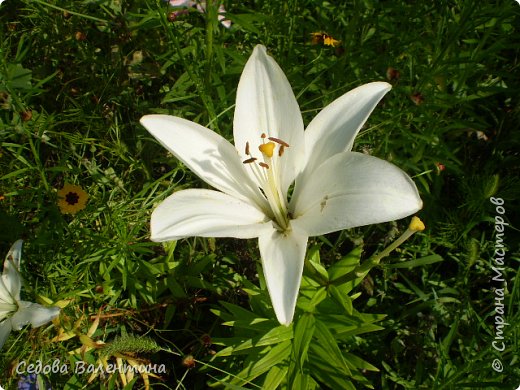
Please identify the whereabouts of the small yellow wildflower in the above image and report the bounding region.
[310,32,341,47]
[57,184,88,214]
[323,35,340,47]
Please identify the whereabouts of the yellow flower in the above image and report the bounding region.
[323,35,340,47]
[310,32,341,47]
[57,184,88,214]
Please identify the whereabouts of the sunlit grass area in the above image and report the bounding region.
[1,0,519,388]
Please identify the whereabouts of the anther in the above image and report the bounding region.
[278,145,285,157]
[268,137,290,148]
[261,133,267,139]
[259,142,276,158]
[259,162,270,169]
[245,141,250,155]
[243,157,257,164]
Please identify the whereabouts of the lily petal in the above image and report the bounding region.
[291,152,422,236]
[2,240,23,302]
[0,302,17,320]
[168,0,195,6]
[300,82,391,179]
[234,45,305,195]
[151,189,271,241]
[141,115,264,206]
[0,320,12,349]
[10,301,60,331]
[258,224,308,325]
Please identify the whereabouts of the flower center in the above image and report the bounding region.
[242,133,290,230]
[65,191,80,205]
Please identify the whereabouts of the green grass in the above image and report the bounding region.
[1,0,519,388]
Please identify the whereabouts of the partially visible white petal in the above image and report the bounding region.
[10,301,60,331]
[151,189,271,241]
[0,302,16,320]
[300,82,391,180]
[0,278,15,306]
[195,2,205,12]
[0,320,12,350]
[258,224,308,325]
[141,115,264,206]
[217,5,231,28]
[291,152,422,236]
[169,0,195,7]
[2,240,23,302]
[234,45,305,195]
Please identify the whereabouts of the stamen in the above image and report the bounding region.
[259,142,275,158]
[409,216,425,232]
[245,141,250,155]
[243,157,257,164]
[259,162,270,169]
[261,133,267,139]
[278,145,285,157]
[268,137,290,148]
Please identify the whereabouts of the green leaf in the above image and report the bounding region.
[328,285,353,315]
[313,320,351,375]
[166,275,186,298]
[215,302,276,331]
[291,372,311,390]
[293,313,315,370]
[383,254,444,269]
[318,313,385,340]
[343,352,379,372]
[328,247,362,281]
[306,259,329,283]
[308,343,356,390]
[230,340,292,385]
[263,366,288,390]
[6,63,32,90]
[214,325,293,356]
[308,286,328,308]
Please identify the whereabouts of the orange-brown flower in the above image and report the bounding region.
[57,184,88,214]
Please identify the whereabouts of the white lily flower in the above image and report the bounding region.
[141,45,422,325]
[0,240,60,349]
[168,0,231,28]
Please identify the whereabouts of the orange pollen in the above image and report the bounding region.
[268,137,290,147]
[259,162,269,169]
[259,142,276,158]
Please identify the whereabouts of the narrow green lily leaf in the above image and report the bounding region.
[306,259,329,283]
[291,372,311,390]
[336,323,384,340]
[328,284,353,315]
[318,313,385,340]
[214,325,293,356]
[263,366,288,390]
[308,344,356,390]
[293,312,316,370]
[230,340,292,385]
[213,325,293,356]
[314,319,351,375]
[343,352,379,371]
[383,254,443,269]
[328,247,362,281]
[217,301,273,329]
[398,272,428,300]
[308,286,328,307]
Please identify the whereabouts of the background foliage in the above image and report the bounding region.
[0,0,519,388]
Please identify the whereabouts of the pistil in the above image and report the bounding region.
[242,134,292,230]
